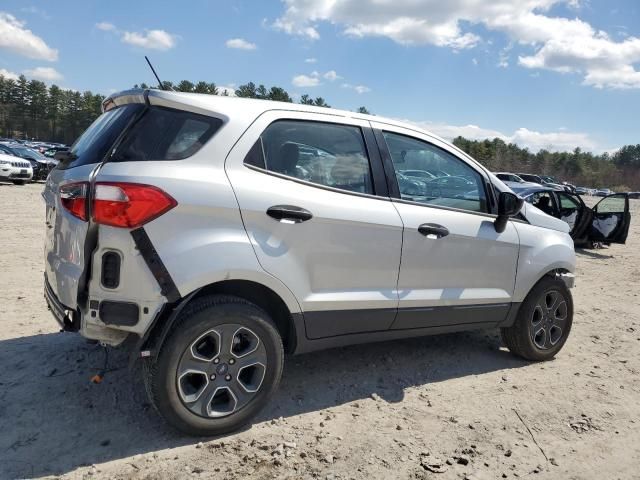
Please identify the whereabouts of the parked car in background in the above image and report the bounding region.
[495,172,526,183]
[517,173,544,184]
[594,188,613,197]
[511,184,630,247]
[44,88,577,436]
[0,143,57,181]
[44,146,69,158]
[494,172,540,189]
[0,153,33,184]
[398,169,436,181]
[517,173,574,193]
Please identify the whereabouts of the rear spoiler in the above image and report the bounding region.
[102,89,229,121]
[102,89,147,112]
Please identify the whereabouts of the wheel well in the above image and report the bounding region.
[190,280,297,354]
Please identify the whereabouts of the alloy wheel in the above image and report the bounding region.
[176,324,267,418]
[530,289,568,350]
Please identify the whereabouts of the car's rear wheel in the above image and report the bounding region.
[501,276,573,361]
[144,295,284,436]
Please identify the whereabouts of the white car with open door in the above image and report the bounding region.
[510,185,631,247]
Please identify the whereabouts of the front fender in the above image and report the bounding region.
[513,222,576,302]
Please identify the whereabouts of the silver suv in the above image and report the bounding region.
[44,89,576,435]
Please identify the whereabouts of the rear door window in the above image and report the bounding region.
[247,120,374,195]
[112,107,222,162]
[58,104,144,170]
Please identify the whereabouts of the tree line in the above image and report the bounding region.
[0,73,638,189]
[453,137,640,191]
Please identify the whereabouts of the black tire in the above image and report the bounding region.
[501,276,573,361]
[144,294,284,436]
[12,180,26,185]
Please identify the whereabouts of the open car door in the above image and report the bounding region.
[588,193,630,244]
[555,191,593,241]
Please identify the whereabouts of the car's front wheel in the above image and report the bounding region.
[501,276,573,361]
[144,295,284,436]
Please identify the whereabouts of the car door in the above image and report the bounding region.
[588,193,630,244]
[225,111,403,339]
[371,123,520,329]
[555,191,592,240]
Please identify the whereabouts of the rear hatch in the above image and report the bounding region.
[43,101,145,309]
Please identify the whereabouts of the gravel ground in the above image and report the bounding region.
[0,182,639,480]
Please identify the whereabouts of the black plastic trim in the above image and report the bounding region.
[372,128,401,198]
[390,303,510,330]
[101,251,121,289]
[130,227,180,302]
[362,126,389,197]
[99,301,139,326]
[305,308,397,339]
[294,319,498,355]
[301,302,515,342]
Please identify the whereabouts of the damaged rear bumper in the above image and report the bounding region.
[44,275,79,331]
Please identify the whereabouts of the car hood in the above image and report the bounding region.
[503,180,540,189]
[521,202,570,233]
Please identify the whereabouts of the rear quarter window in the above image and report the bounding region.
[112,107,222,162]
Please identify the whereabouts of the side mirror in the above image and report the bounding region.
[494,191,524,233]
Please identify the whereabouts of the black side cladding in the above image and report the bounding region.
[130,227,180,302]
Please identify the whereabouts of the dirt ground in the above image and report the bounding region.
[1,182,639,480]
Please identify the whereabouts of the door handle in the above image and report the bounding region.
[418,223,449,238]
[266,205,313,223]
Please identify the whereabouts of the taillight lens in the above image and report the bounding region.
[60,182,89,221]
[93,182,177,228]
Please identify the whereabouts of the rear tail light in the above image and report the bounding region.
[60,182,89,221]
[93,182,177,228]
[59,181,176,228]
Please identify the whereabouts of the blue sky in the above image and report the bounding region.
[1,0,639,153]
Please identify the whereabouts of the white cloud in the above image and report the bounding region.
[342,83,371,94]
[498,43,512,68]
[273,0,640,89]
[0,12,58,61]
[305,57,317,63]
[96,22,116,31]
[225,38,257,50]
[405,120,597,152]
[218,85,237,96]
[292,73,321,87]
[0,68,18,80]
[122,29,177,51]
[22,66,63,81]
[323,70,341,81]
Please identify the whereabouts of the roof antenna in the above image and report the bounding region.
[145,55,173,91]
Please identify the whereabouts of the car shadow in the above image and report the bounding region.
[0,329,528,478]
[575,248,614,259]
